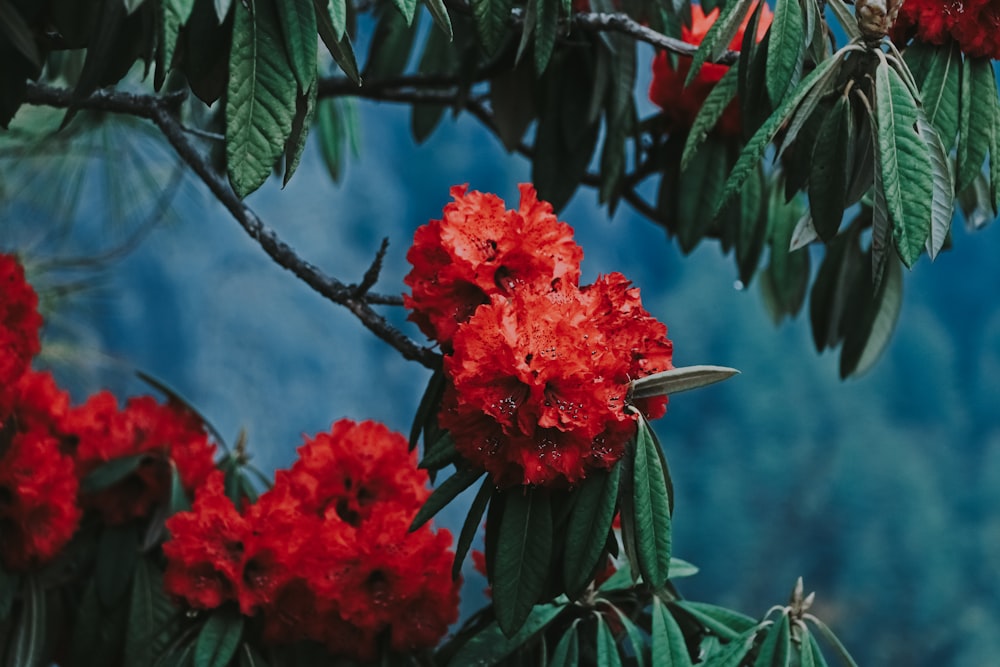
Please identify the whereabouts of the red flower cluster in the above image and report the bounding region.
[405,187,674,487]
[892,0,1000,59]
[649,3,772,138]
[163,420,459,662]
[0,254,80,571]
[65,392,218,525]
[403,184,583,348]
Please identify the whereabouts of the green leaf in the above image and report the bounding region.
[534,0,559,75]
[735,164,767,285]
[916,111,955,260]
[418,432,460,471]
[910,40,960,150]
[226,0,299,198]
[471,0,512,56]
[283,77,318,186]
[494,489,553,637]
[673,601,758,641]
[681,64,740,172]
[193,608,244,667]
[810,227,862,351]
[81,453,149,493]
[808,94,851,241]
[125,558,179,667]
[239,644,270,667]
[453,477,493,580]
[606,605,647,667]
[596,615,623,667]
[410,368,445,451]
[874,55,933,268]
[491,63,537,151]
[8,575,45,667]
[423,0,454,40]
[549,624,579,667]
[411,18,458,144]
[762,190,809,321]
[676,135,729,253]
[274,0,317,92]
[630,415,672,589]
[366,4,419,81]
[840,253,902,378]
[717,49,846,217]
[753,614,790,667]
[392,0,418,24]
[447,600,567,666]
[563,463,621,594]
[215,0,234,22]
[957,57,995,193]
[687,0,751,86]
[97,523,140,608]
[765,0,804,105]
[702,626,759,667]
[992,76,1000,214]
[314,0,360,84]
[825,0,860,40]
[168,461,192,516]
[159,0,196,89]
[411,465,486,531]
[315,98,358,183]
[0,2,42,70]
[630,365,740,399]
[737,0,771,134]
[806,631,830,667]
[0,569,18,620]
[668,557,699,578]
[805,616,858,667]
[652,597,692,667]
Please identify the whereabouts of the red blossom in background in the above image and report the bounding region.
[0,254,42,395]
[66,392,217,524]
[649,3,772,137]
[163,419,459,662]
[404,184,583,347]
[892,0,1000,59]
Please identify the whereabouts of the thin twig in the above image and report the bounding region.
[353,237,390,298]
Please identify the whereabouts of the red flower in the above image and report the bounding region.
[892,0,1000,58]
[1,370,71,440]
[441,276,673,487]
[279,419,430,526]
[649,3,772,137]
[0,254,42,391]
[404,184,583,347]
[66,392,217,524]
[0,431,81,571]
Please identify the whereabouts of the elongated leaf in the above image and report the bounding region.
[875,56,933,268]
[606,605,647,667]
[809,94,851,240]
[676,135,728,252]
[239,644,270,667]
[392,0,418,23]
[754,614,790,667]
[314,0,360,83]
[411,466,486,531]
[563,463,621,594]
[762,190,809,321]
[807,631,831,667]
[9,575,45,667]
[282,78,318,186]
[0,569,17,620]
[810,226,861,351]
[913,40,960,149]
[596,615,623,667]
[790,213,819,251]
[274,0,317,93]
[494,489,553,637]
[681,65,740,171]
[630,365,740,399]
[805,616,858,667]
[957,57,995,193]
[993,76,1000,214]
[215,0,233,22]
[81,453,149,493]
[447,600,567,666]
[0,1,41,69]
[226,0,299,198]
[825,0,859,39]
[534,0,559,75]
[652,597,692,667]
[159,0,197,88]
[194,609,244,667]
[916,111,954,260]
[423,0,454,40]
[717,50,846,216]
[687,0,751,86]
[410,368,445,451]
[766,0,804,105]
[674,601,758,641]
[736,164,767,284]
[419,432,460,471]
[125,558,178,667]
[472,0,513,56]
[630,416,671,589]
[97,524,140,607]
[452,478,492,580]
[316,0,345,40]
[549,624,579,667]
[366,4,419,81]
[840,255,902,378]
[411,20,457,143]
[702,626,759,667]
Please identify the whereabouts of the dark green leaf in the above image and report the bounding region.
[410,368,445,451]
[753,614,789,667]
[0,1,41,69]
[681,64,740,171]
[629,365,740,400]
[805,616,857,667]
[809,226,862,351]
[471,0,513,56]
[875,56,933,267]
[419,432,460,471]
[701,626,759,667]
[910,40,960,149]
[366,4,419,81]
[549,624,579,667]
[491,63,537,151]
[447,600,567,666]
[411,19,457,143]
[687,0,752,86]
[314,0,360,84]
[315,98,354,183]
[596,615,623,667]
[0,569,17,620]
[676,135,729,253]
[239,644,270,667]
[283,77,318,185]
[274,0,317,92]
[957,57,995,193]
[630,415,672,589]
[737,0,771,134]
[607,605,647,667]
[411,465,486,531]
[315,0,345,40]
[992,75,1000,214]
[825,0,859,39]
[125,558,179,667]
[159,0,196,89]
[806,631,830,667]
[534,0,559,74]
[840,253,902,378]
[735,164,767,285]
[563,463,621,595]
[422,0,453,40]
[808,94,851,240]
[916,111,954,260]
[494,489,553,637]
[453,477,493,580]
[215,0,234,22]
[81,453,149,493]
[762,190,809,321]
[193,608,244,667]
[392,0,419,24]
[97,524,140,608]
[8,575,45,667]
[226,0,299,197]
[673,601,757,641]
[765,0,804,105]
[652,597,692,667]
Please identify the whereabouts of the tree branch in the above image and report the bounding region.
[23,83,438,369]
[569,12,739,65]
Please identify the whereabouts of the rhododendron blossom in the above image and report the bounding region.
[441,274,673,487]
[404,184,583,347]
[0,254,42,393]
[164,419,459,662]
[66,392,218,524]
[649,3,772,137]
[892,0,1000,59]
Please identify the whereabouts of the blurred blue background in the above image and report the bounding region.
[4,41,1000,666]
